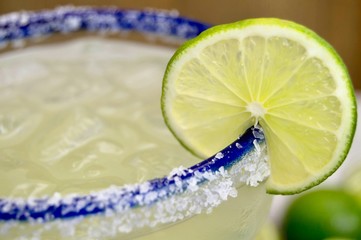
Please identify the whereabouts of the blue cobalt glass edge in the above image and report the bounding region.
[0,6,211,43]
[0,6,260,223]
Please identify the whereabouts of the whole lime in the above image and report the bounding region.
[344,166,361,205]
[282,189,361,240]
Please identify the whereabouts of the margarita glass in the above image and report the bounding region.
[0,7,272,239]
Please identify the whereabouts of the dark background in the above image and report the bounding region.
[1,0,360,89]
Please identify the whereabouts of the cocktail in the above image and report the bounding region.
[0,7,272,239]
[0,6,357,240]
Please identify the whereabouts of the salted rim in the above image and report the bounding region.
[0,127,264,222]
[0,6,266,224]
[0,6,210,46]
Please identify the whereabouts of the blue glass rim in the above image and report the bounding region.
[0,6,262,224]
[0,6,211,45]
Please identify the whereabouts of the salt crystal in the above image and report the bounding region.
[253,139,261,153]
[18,12,30,26]
[218,166,226,177]
[194,170,203,179]
[158,189,167,197]
[187,177,199,192]
[144,191,158,204]
[215,152,224,159]
[47,192,61,206]
[168,166,187,178]
[75,199,87,211]
[252,126,265,139]
[64,16,82,30]
[216,185,231,200]
[174,176,183,188]
[1,202,12,212]
[139,182,151,193]
[202,171,216,181]
[85,203,96,212]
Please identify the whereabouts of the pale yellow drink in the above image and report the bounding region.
[0,37,272,239]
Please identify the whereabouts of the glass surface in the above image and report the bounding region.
[0,6,272,239]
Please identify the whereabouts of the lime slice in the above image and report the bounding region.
[161,18,357,194]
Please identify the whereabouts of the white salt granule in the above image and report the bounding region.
[215,152,224,159]
[1,202,12,212]
[253,139,261,153]
[215,179,234,201]
[252,126,265,140]
[187,177,199,192]
[46,192,62,206]
[174,176,183,188]
[218,166,226,177]
[168,166,187,178]
[64,16,82,31]
[235,143,243,149]
[75,199,88,211]
[194,170,203,179]
[144,191,158,204]
[202,171,217,181]
[139,182,151,193]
